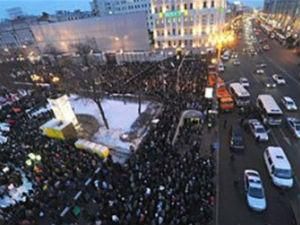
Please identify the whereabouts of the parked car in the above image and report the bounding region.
[239,77,250,88]
[248,119,269,142]
[0,123,10,132]
[272,74,286,84]
[281,96,297,111]
[229,125,245,150]
[286,117,300,138]
[244,170,267,212]
[264,146,293,188]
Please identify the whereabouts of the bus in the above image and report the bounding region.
[256,94,283,126]
[229,83,250,107]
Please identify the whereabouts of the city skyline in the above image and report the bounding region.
[0,0,263,19]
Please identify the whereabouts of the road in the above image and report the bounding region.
[218,17,300,225]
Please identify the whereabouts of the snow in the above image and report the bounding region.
[69,96,103,124]
[101,98,148,132]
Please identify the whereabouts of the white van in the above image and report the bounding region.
[263,146,293,188]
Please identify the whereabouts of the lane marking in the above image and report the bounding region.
[279,128,292,146]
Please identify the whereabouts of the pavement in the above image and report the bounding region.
[218,17,300,225]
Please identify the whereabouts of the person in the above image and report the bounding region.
[223,119,227,129]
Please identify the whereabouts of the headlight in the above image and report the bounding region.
[266,84,270,87]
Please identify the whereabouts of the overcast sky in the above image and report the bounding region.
[0,0,263,20]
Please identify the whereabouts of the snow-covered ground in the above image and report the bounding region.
[34,95,162,163]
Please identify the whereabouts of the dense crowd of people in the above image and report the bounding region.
[0,53,216,225]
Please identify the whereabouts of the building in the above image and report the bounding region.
[53,10,93,22]
[151,0,226,52]
[90,0,153,30]
[30,12,150,53]
[263,0,299,32]
[0,17,37,48]
[6,7,24,20]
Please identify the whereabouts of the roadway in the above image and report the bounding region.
[218,17,300,225]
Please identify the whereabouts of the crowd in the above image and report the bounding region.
[0,54,216,225]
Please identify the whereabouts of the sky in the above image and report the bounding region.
[0,0,91,19]
[0,0,263,20]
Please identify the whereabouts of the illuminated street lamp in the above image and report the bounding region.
[26,153,42,167]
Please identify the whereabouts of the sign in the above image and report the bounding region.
[48,95,78,126]
[165,10,183,18]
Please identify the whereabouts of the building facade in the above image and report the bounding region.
[30,12,150,53]
[90,0,153,30]
[263,0,300,35]
[0,17,37,48]
[151,0,226,52]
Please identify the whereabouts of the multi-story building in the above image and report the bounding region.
[90,0,153,30]
[0,17,37,48]
[151,0,226,52]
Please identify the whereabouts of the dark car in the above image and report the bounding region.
[230,125,245,150]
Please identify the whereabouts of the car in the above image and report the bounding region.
[229,125,245,150]
[272,74,286,84]
[244,170,267,212]
[281,96,297,111]
[233,59,240,65]
[264,146,293,188]
[286,117,300,138]
[263,44,270,50]
[218,63,225,72]
[256,63,267,69]
[248,119,269,142]
[231,53,238,59]
[239,77,250,88]
[264,77,276,88]
[255,69,264,75]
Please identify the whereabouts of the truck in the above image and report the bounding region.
[216,85,234,111]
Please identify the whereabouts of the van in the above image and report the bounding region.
[263,146,293,188]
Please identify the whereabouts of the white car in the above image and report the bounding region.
[218,63,225,72]
[233,59,241,65]
[255,69,264,75]
[239,77,249,88]
[281,96,297,111]
[286,117,300,138]
[248,119,269,142]
[244,170,267,212]
[272,74,286,84]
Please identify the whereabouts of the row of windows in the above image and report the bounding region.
[154,1,215,13]
[156,26,214,36]
[155,14,215,26]
[156,39,211,48]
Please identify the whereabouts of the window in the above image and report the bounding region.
[211,1,215,8]
[202,15,207,25]
[157,41,161,47]
[190,28,193,35]
[268,157,273,165]
[168,41,171,47]
[210,14,214,24]
[171,4,175,11]
[179,40,182,46]
[184,40,188,46]
[203,2,207,8]
[178,29,181,35]
[159,6,162,12]
[190,3,193,9]
[172,28,176,35]
[184,3,188,10]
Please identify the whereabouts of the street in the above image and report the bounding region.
[218,17,300,225]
